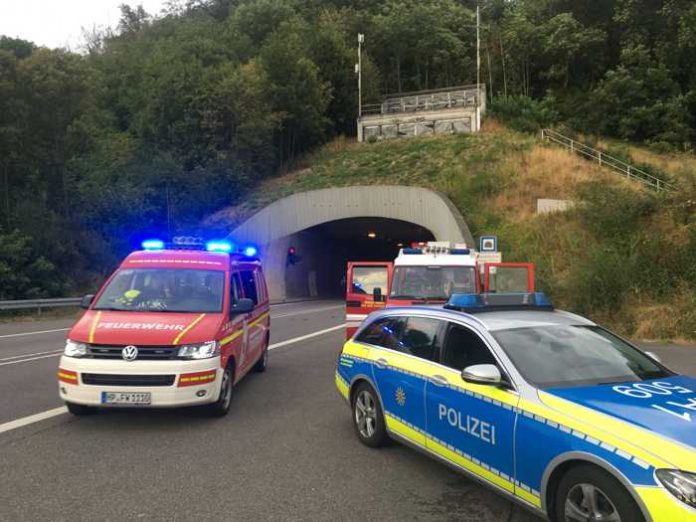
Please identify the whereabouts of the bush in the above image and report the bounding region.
[488,95,559,133]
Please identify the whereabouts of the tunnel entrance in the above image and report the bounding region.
[282,217,435,299]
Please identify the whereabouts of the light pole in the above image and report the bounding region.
[357,33,364,119]
[476,3,481,132]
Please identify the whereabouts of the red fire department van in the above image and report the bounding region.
[58,238,269,417]
[345,241,534,336]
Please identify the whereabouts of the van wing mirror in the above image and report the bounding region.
[461,364,502,385]
[231,298,254,315]
[373,287,384,302]
[80,294,95,310]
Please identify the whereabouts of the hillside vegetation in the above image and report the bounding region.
[213,122,696,341]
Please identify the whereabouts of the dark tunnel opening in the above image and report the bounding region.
[282,217,435,300]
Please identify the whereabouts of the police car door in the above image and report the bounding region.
[371,316,445,448]
[423,323,518,495]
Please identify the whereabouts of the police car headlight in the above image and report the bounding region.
[64,339,87,358]
[656,469,696,508]
[177,341,220,360]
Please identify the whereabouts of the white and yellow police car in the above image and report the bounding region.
[335,293,696,521]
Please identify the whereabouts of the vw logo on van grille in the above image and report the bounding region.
[122,345,139,361]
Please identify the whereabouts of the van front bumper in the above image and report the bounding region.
[57,356,223,408]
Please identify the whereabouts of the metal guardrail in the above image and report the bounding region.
[541,129,677,192]
[362,84,484,117]
[0,297,81,312]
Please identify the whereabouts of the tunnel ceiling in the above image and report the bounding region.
[231,186,474,248]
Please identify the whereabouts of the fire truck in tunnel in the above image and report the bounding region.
[345,241,535,337]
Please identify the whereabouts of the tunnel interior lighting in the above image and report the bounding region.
[367,232,377,239]
[142,239,165,251]
[206,240,233,253]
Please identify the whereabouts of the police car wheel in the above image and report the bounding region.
[555,465,644,522]
[352,383,388,447]
[205,366,234,417]
[66,402,96,416]
[253,335,269,373]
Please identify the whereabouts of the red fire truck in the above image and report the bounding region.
[345,242,534,337]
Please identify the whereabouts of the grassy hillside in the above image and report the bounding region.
[210,121,696,341]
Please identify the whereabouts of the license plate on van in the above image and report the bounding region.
[101,392,152,405]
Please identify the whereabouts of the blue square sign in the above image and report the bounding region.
[480,235,497,252]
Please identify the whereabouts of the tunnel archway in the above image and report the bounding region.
[230,186,473,301]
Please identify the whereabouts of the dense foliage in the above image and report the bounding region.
[1,0,696,297]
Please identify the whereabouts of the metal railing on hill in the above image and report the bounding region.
[541,129,677,192]
[0,297,81,313]
[361,84,484,116]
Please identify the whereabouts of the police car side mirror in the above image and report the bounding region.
[80,294,95,310]
[231,298,254,315]
[461,364,502,386]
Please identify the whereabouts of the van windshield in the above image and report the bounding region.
[93,268,225,313]
[390,266,476,300]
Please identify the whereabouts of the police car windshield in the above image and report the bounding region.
[94,268,225,313]
[493,325,672,388]
[390,266,476,300]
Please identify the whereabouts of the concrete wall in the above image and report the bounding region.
[231,186,474,301]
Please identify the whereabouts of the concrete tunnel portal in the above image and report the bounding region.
[230,186,474,302]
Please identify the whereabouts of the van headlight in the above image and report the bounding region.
[64,339,88,358]
[177,341,220,360]
[656,469,696,508]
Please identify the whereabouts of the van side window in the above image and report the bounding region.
[442,324,497,370]
[240,270,258,305]
[254,270,267,303]
[230,272,243,305]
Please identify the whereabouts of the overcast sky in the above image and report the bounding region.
[0,0,168,50]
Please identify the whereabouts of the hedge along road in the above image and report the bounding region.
[0,301,693,521]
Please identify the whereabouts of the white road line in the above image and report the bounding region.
[272,305,343,319]
[0,323,346,436]
[0,327,70,339]
[0,407,68,435]
[0,349,63,362]
[268,323,345,350]
[0,353,64,367]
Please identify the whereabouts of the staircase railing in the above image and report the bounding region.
[541,129,677,192]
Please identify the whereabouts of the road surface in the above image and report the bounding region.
[0,301,692,521]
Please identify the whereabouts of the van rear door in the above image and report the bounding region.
[482,262,535,293]
[345,262,392,339]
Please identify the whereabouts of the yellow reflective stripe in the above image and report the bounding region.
[385,413,427,447]
[221,329,243,346]
[527,393,686,470]
[173,313,206,345]
[88,311,102,343]
[515,488,542,508]
[335,372,349,400]
[635,486,694,522]
[249,311,269,328]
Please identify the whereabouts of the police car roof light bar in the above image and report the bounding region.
[445,292,553,313]
[402,248,423,255]
[243,245,258,257]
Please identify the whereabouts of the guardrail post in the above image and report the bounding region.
[598,152,602,166]
[570,139,574,153]
[627,166,631,179]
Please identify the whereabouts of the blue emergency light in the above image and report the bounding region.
[141,239,165,251]
[205,240,233,253]
[243,245,258,257]
[445,292,553,313]
[402,248,423,255]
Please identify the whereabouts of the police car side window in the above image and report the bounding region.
[356,317,404,348]
[397,317,443,362]
[442,324,497,371]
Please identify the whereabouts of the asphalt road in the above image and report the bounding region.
[0,302,693,521]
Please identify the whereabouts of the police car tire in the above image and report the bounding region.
[554,464,644,522]
[253,335,269,373]
[205,365,234,417]
[66,402,96,416]
[352,382,388,448]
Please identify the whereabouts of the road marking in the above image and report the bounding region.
[0,407,68,435]
[269,323,345,350]
[0,323,346,436]
[272,304,343,319]
[0,349,63,362]
[0,327,69,339]
[0,353,64,367]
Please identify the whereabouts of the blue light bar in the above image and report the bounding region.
[243,245,258,257]
[445,292,553,313]
[402,248,423,255]
[450,248,471,255]
[206,240,233,253]
[142,239,165,251]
